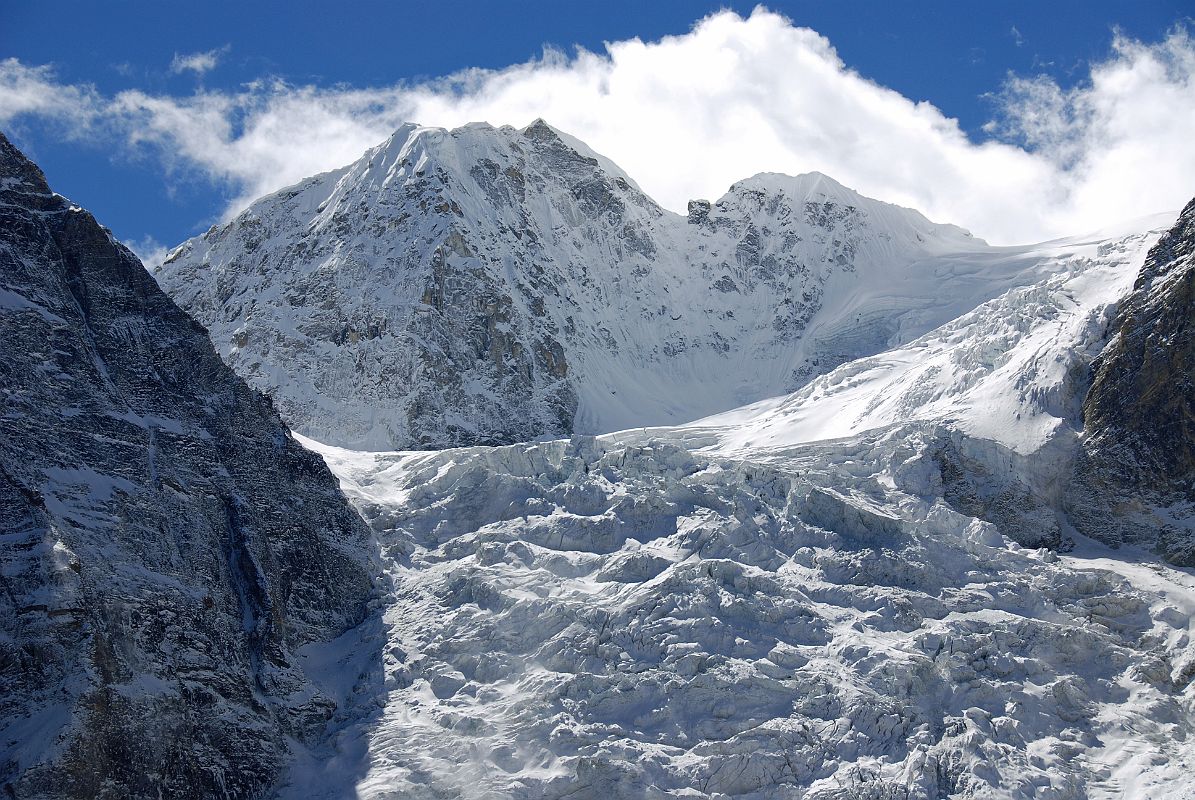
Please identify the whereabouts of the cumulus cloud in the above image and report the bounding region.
[1,9,1193,245]
[989,26,1195,231]
[169,47,226,76]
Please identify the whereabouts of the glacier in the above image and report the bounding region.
[290,423,1195,797]
[267,174,1192,796]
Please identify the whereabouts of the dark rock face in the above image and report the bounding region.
[1067,198,1195,565]
[0,133,376,797]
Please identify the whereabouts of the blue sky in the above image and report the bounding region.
[2,1,1193,252]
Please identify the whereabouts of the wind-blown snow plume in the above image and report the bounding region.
[2,10,1194,243]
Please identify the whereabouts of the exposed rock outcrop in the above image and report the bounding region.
[1067,197,1195,564]
[0,132,376,798]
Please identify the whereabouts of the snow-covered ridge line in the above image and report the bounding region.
[152,118,1125,452]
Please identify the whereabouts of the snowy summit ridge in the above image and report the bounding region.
[156,120,1021,451]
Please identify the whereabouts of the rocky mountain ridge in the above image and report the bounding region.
[0,132,377,798]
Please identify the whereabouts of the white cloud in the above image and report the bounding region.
[123,234,169,268]
[0,59,98,127]
[169,47,226,76]
[990,26,1195,233]
[2,10,1193,245]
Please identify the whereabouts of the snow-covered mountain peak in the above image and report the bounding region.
[715,170,982,258]
[363,118,643,193]
[155,122,1136,450]
[282,118,659,245]
[727,169,858,204]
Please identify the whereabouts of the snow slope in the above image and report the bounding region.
[155,120,1081,451]
[696,220,1171,456]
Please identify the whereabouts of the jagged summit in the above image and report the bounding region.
[158,122,1078,450]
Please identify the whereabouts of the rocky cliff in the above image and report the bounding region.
[0,132,376,798]
[1067,196,1195,565]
